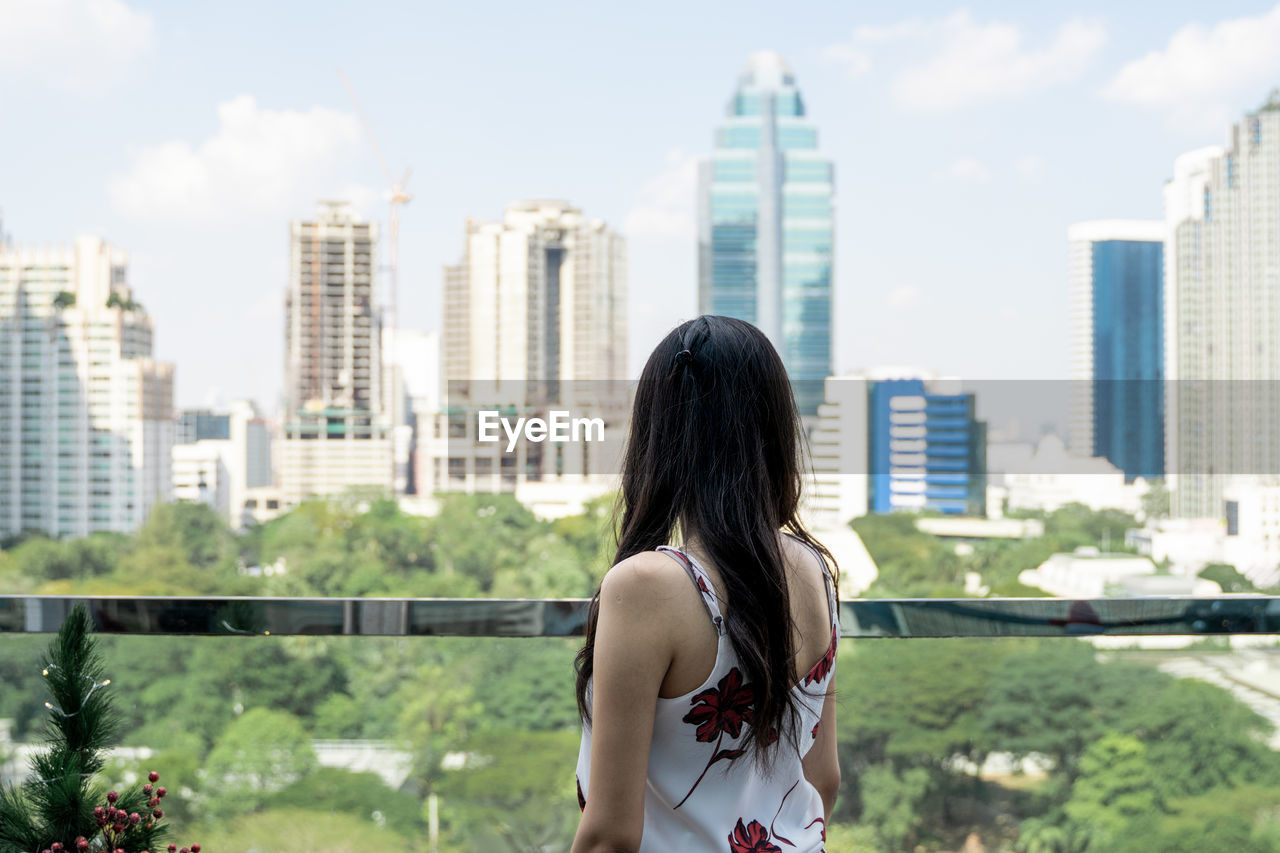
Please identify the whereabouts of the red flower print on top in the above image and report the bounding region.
[804,625,838,686]
[576,775,585,811]
[684,668,755,742]
[729,818,783,853]
[811,720,820,740]
[674,667,756,809]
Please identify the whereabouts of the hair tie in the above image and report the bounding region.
[675,349,693,367]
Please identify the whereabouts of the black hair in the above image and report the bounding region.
[574,314,837,766]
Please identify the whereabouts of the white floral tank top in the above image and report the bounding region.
[576,540,839,852]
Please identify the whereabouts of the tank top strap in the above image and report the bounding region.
[786,534,840,631]
[655,546,726,636]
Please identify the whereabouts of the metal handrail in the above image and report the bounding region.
[2,595,1278,638]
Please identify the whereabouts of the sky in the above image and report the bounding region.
[3,0,1280,413]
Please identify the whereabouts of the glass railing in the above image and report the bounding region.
[2,596,1279,852]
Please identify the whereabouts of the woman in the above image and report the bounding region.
[572,315,840,853]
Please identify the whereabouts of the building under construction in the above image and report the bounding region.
[279,201,393,505]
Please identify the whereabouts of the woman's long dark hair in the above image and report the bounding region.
[574,314,837,766]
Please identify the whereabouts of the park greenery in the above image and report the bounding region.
[0,495,1277,850]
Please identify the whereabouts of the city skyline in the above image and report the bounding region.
[3,1,1280,410]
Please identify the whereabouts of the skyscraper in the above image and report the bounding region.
[1068,220,1165,482]
[698,50,834,414]
[431,200,627,496]
[279,201,392,505]
[0,236,174,537]
[1165,92,1280,518]
[442,200,627,387]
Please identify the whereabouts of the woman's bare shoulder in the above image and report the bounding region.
[599,550,694,610]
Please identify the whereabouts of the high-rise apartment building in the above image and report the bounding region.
[280,201,392,505]
[1068,220,1165,482]
[442,200,626,387]
[0,236,174,537]
[698,50,834,414]
[1165,93,1280,518]
[430,200,627,496]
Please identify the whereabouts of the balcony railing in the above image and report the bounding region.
[3,596,1279,851]
[3,594,1279,637]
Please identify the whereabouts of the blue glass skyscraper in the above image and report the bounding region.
[1068,222,1165,482]
[698,51,833,414]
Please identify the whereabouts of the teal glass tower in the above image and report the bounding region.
[698,51,834,414]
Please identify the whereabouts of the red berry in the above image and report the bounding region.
[168,846,177,852]
[191,846,200,853]
[148,771,159,782]
[143,784,153,795]
[93,807,105,818]
[130,813,141,825]
[152,808,163,819]
[156,787,167,798]
[51,844,63,852]
[107,790,118,804]
[77,842,89,852]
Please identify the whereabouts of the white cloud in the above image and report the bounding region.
[109,95,365,222]
[1015,155,1044,182]
[1103,4,1280,127]
[825,11,1105,111]
[821,43,872,78]
[624,149,698,240]
[886,285,922,310]
[896,12,1105,110]
[0,0,153,92]
[941,157,991,183]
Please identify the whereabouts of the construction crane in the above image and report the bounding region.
[337,67,412,344]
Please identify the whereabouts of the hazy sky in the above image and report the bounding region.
[3,0,1280,411]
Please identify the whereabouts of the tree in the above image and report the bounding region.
[856,764,931,853]
[977,642,1169,778]
[1113,678,1280,797]
[851,513,966,596]
[264,768,423,837]
[1199,563,1256,593]
[1140,481,1171,521]
[436,728,581,853]
[200,708,317,815]
[1043,504,1137,553]
[0,605,195,853]
[134,502,236,571]
[1062,733,1162,846]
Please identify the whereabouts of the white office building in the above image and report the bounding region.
[992,434,1149,516]
[808,374,870,525]
[1222,478,1280,588]
[0,236,174,537]
[427,200,628,497]
[280,202,393,506]
[1165,93,1280,519]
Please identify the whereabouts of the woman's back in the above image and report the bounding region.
[575,536,838,852]
[572,316,841,853]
